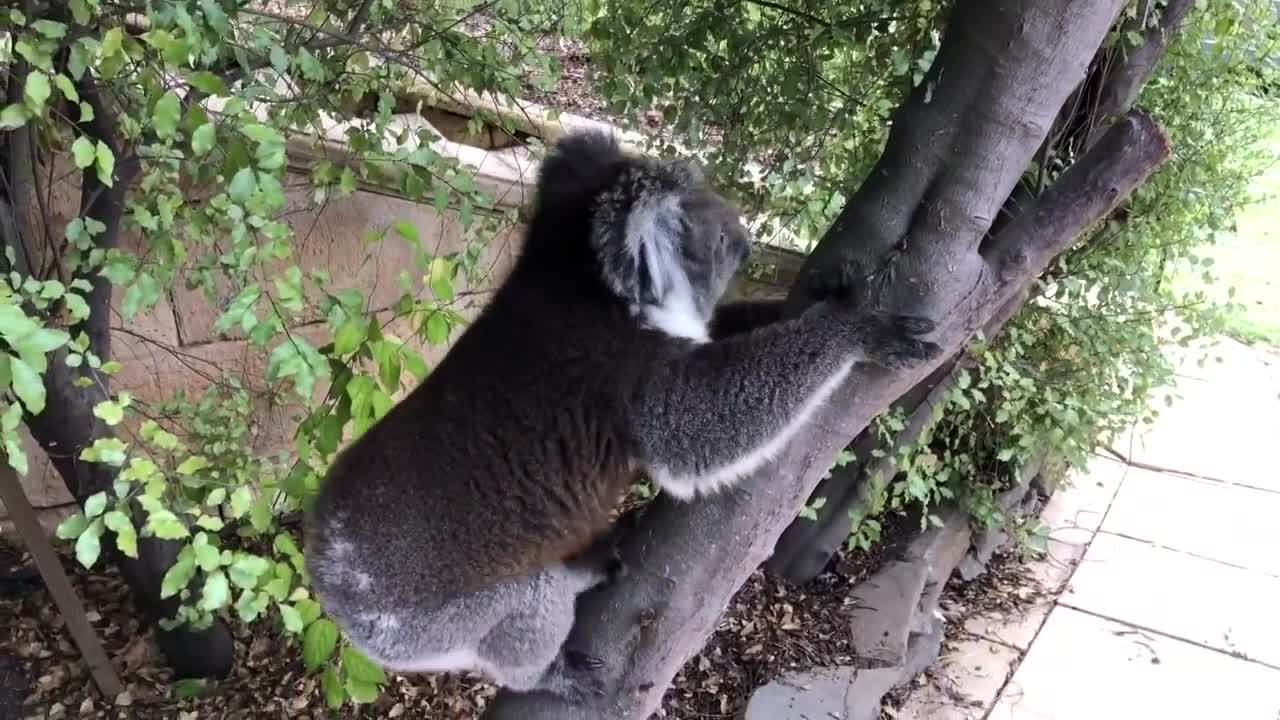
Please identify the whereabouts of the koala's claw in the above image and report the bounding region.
[864,314,943,370]
[891,315,937,336]
[565,650,607,672]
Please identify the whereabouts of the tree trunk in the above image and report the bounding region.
[765,0,1196,585]
[0,75,235,679]
[485,1,1169,717]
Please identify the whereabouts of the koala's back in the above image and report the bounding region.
[306,271,653,609]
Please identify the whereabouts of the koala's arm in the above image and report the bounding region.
[708,299,787,339]
[635,304,938,500]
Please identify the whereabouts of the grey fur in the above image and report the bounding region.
[304,129,941,698]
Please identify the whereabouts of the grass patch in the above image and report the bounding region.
[1189,109,1280,347]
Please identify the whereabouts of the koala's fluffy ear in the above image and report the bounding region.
[592,189,688,308]
[533,130,626,218]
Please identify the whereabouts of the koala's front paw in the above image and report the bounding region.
[539,651,608,701]
[862,314,943,370]
[565,649,607,672]
[568,535,627,588]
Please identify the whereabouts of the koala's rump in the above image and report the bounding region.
[306,337,638,607]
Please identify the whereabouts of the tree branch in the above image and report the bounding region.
[982,111,1170,287]
[1,66,40,278]
[1085,0,1195,149]
[72,79,141,361]
[770,0,1196,583]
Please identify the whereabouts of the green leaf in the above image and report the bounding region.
[194,537,221,573]
[0,104,29,129]
[273,533,301,559]
[161,555,196,599]
[103,510,138,558]
[152,91,181,139]
[23,71,51,111]
[121,272,161,320]
[9,326,70,364]
[250,497,272,533]
[345,678,379,704]
[228,554,270,589]
[425,313,449,345]
[199,570,230,611]
[392,221,420,245]
[74,517,104,567]
[235,589,263,623]
[95,141,115,187]
[176,455,211,476]
[333,318,366,356]
[100,28,123,58]
[186,71,228,96]
[52,74,78,103]
[148,510,190,540]
[302,619,339,671]
[342,646,386,685]
[39,281,66,300]
[205,488,226,507]
[191,123,216,156]
[322,665,345,708]
[93,400,125,426]
[263,577,290,602]
[279,603,304,633]
[228,167,257,204]
[83,491,107,518]
[10,356,46,415]
[229,486,253,519]
[65,0,91,23]
[195,515,224,532]
[428,257,455,302]
[80,437,128,466]
[32,19,68,39]
[55,512,89,540]
[172,678,208,700]
[294,597,322,627]
[267,336,329,399]
[1,403,22,432]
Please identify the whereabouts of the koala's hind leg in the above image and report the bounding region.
[477,563,605,698]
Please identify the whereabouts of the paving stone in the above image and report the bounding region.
[745,616,945,720]
[1101,467,1280,575]
[988,606,1280,720]
[1122,341,1279,492]
[1064,532,1280,667]
[964,456,1125,650]
[849,560,929,668]
[895,638,1021,720]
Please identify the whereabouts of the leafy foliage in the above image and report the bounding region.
[1,0,563,707]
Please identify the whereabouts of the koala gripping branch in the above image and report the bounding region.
[485,5,1170,720]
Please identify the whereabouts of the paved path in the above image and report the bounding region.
[899,339,1280,720]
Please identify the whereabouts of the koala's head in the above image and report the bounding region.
[590,153,752,341]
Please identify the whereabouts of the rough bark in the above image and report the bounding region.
[485,1,1170,717]
[765,0,1196,584]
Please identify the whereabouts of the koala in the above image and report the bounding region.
[304,129,941,698]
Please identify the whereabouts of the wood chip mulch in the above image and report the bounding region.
[3,512,1053,720]
[0,532,891,719]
